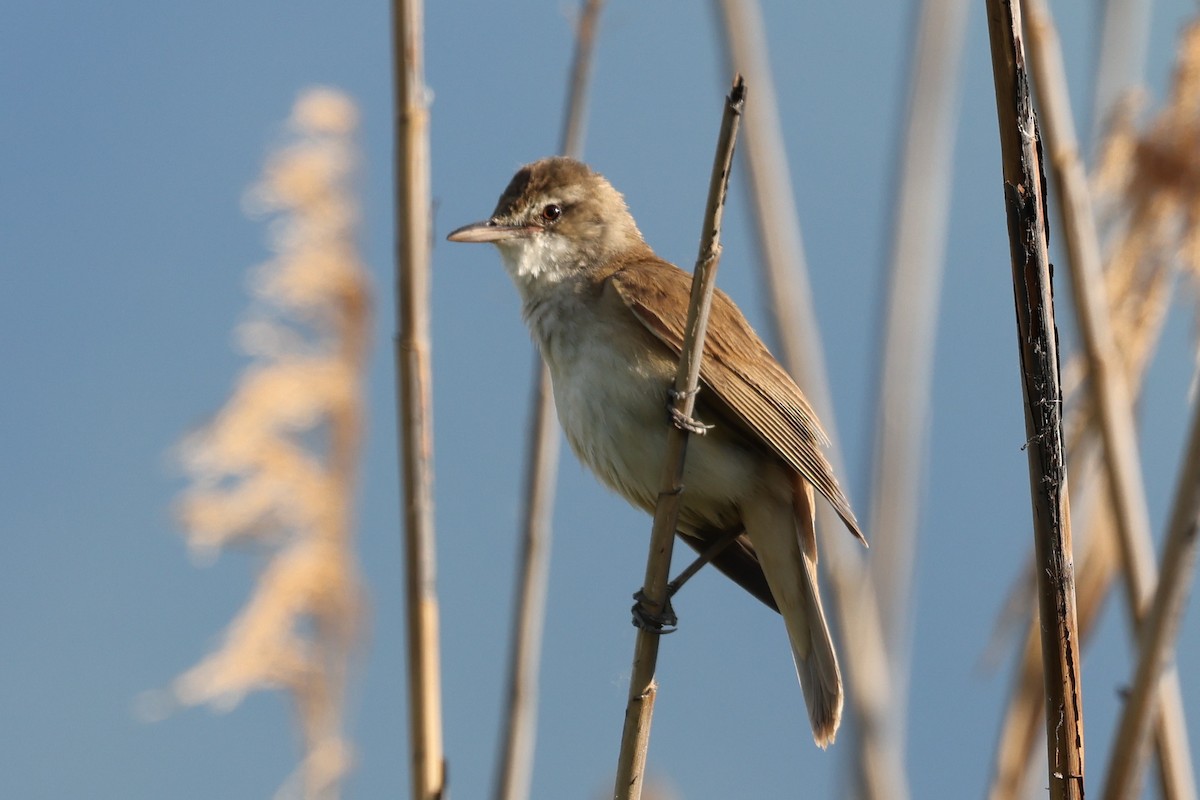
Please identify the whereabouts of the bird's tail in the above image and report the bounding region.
[744,479,843,747]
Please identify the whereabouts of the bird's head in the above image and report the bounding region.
[447,157,645,287]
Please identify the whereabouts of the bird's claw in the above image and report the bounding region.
[631,590,678,634]
[670,406,713,435]
[667,388,713,435]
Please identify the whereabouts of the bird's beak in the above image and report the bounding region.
[446,219,537,243]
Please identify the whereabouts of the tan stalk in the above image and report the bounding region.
[988,120,1179,800]
[711,0,817,380]
[1103,398,1200,798]
[987,441,1113,800]
[864,0,969,765]
[984,1,1085,797]
[1102,18,1200,799]
[713,3,905,796]
[613,76,745,800]
[986,245,1180,800]
[1023,2,1196,797]
[990,19,1200,798]
[392,1,445,798]
[494,3,606,799]
[1089,0,1152,149]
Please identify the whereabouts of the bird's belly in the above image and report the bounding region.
[545,336,758,532]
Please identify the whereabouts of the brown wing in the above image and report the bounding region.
[608,258,866,544]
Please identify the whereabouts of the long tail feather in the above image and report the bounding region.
[743,480,843,747]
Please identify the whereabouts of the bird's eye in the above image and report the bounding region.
[541,203,562,222]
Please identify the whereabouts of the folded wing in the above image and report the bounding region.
[608,261,866,546]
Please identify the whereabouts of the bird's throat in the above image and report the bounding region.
[496,233,584,297]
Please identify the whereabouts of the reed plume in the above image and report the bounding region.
[172,87,370,800]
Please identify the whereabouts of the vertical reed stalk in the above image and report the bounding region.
[613,76,745,800]
[713,3,905,796]
[866,0,968,768]
[984,1,1085,796]
[1103,399,1200,798]
[1024,2,1196,795]
[1089,0,1152,148]
[986,249,1186,800]
[392,1,445,798]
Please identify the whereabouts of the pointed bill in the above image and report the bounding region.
[446,220,538,243]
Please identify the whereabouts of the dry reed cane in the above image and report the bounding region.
[990,19,1200,798]
[861,0,969,792]
[1024,2,1196,796]
[713,3,904,796]
[612,75,745,800]
[1102,396,1200,798]
[984,1,1085,796]
[392,1,445,797]
[1090,0,1153,149]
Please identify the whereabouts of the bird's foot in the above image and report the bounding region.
[667,388,713,435]
[631,590,678,634]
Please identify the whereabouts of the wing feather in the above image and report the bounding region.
[608,260,866,544]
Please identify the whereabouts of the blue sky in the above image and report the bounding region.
[3,1,1198,798]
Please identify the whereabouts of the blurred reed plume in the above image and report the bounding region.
[172,87,370,800]
[1094,19,1200,334]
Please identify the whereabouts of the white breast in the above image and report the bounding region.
[532,286,668,512]
[494,236,761,530]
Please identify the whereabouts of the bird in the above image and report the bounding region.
[447,156,865,747]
